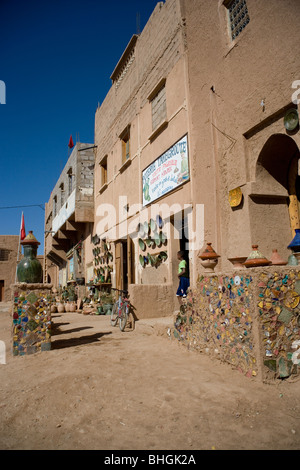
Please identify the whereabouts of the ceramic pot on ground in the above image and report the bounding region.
[69,302,76,312]
[50,304,57,313]
[57,302,65,313]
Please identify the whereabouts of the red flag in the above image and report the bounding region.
[68,135,74,148]
[20,212,26,240]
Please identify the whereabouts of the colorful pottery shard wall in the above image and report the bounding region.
[173,267,300,382]
[12,284,52,356]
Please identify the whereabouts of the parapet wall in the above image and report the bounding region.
[173,266,300,382]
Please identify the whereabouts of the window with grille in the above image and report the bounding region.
[0,249,9,261]
[226,0,250,41]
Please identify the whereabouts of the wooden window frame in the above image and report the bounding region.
[119,125,131,167]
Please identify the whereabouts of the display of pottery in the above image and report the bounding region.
[270,249,287,266]
[243,245,271,267]
[17,231,43,283]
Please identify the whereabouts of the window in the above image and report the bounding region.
[67,168,73,196]
[53,195,57,217]
[226,0,250,41]
[120,127,130,164]
[60,183,65,207]
[151,84,166,132]
[100,155,108,187]
[0,249,9,261]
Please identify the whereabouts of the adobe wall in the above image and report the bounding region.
[0,235,19,301]
[184,0,300,273]
[129,283,176,320]
[173,265,300,382]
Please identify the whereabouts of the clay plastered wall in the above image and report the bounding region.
[0,236,19,301]
[173,266,300,382]
[184,0,300,271]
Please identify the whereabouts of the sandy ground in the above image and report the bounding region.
[0,300,300,451]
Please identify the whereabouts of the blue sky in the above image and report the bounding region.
[0,0,158,254]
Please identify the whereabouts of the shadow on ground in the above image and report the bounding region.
[51,331,112,350]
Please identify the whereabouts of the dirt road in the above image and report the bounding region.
[0,301,299,450]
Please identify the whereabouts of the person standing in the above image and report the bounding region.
[176,250,190,306]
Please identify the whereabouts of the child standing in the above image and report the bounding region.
[176,250,190,306]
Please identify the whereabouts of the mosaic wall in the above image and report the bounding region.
[12,286,52,356]
[174,274,257,378]
[173,268,300,381]
[258,270,300,379]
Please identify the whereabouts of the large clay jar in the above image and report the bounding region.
[50,304,57,313]
[57,302,65,313]
[69,302,76,312]
[17,231,43,283]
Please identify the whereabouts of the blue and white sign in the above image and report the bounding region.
[142,134,189,206]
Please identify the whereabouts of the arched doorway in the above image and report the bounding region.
[256,133,300,234]
[251,134,300,257]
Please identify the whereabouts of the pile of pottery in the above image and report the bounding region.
[198,240,293,273]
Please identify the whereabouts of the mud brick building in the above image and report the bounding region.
[0,235,19,301]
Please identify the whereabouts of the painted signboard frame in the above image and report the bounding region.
[142,134,189,206]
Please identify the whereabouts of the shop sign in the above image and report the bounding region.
[142,134,189,206]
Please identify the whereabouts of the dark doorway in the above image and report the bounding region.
[0,281,4,302]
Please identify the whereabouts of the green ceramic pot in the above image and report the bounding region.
[17,233,43,283]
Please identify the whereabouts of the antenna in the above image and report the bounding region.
[136,12,141,35]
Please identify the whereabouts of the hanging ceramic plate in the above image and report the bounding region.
[160,251,168,261]
[137,223,145,238]
[139,238,146,251]
[156,215,163,229]
[144,256,148,265]
[154,232,161,247]
[160,231,167,244]
[150,218,157,232]
[139,255,145,267]
[108,252,113,262]
[144,221,150,235]
[145,238,152,247]
[284,108,299,131]
[149,254,156,266]
[228,187,243,208]
[107,242,111,250]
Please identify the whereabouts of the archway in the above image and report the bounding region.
[256,133,300,236]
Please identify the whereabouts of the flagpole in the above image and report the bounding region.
[15,212,22,283]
